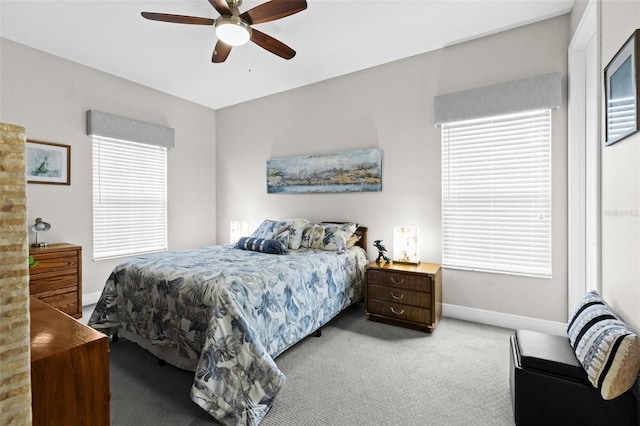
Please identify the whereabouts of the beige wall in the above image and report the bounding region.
[217,16,570,322]
[0,38,217,299]
[600,1,640,331]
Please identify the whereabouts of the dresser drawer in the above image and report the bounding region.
[33,291,78,316]
[30,251,79,277]
[367,299,431,324]
[367,269,431,292]
[368,284,430,308]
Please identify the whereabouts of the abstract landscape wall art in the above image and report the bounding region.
[267,148,382,194]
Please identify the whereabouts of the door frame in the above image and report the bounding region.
[567,0,601,314]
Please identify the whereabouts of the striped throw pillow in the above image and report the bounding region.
[235,237,288,255]
[566,291,640,400]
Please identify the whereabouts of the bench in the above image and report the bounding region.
[509,291,640,425]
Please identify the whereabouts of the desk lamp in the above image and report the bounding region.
[31,217,51,248]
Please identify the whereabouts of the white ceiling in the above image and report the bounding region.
[0,0,574,110]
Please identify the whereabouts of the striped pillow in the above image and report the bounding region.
[566,291,640,400]
[235,237,288,255]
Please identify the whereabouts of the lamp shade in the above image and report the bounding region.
[393,226,420,265]
[31,217,51,233]
[216,17,252,46]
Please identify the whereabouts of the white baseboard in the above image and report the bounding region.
[83,291,102,307]
[442,303,567,336]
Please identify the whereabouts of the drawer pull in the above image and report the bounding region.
[390,291,404,300]
[390,277,405,285]
[389,306,405,315]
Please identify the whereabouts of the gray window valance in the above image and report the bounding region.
[86,110,175,149]
[433,72,562,125]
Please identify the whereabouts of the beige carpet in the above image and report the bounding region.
[106,303,515,425]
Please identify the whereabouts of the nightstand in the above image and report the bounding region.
[364,261,442,332]
[29,243,82,318]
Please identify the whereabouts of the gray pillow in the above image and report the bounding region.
[300,222,357,253]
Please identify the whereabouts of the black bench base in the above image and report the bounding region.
[509,329,640,426]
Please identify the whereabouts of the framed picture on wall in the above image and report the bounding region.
[26,140,71,185]
[604,29,640,146]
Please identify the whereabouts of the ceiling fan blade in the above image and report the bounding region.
[141,12,214,25]
[212,40,232,63]
[241,0,307,25]
[250,28,296,60]
[208,0,231,16]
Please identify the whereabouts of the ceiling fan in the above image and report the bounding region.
[141,0,307,63]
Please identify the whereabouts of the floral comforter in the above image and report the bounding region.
[88,244,367,425]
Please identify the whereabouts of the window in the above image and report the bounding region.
[92,136,168,260]
[441,109,552,277]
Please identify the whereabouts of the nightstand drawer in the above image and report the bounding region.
[30,251,78,277]
[367,299,431,324]
[29,274,78,294]
[367,269,431,292]
[368,284,430,308]
[33,291,78,316]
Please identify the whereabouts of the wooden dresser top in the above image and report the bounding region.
[30,297,104,363]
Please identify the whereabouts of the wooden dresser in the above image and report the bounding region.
[29,243,82,318]
[365,262,442,332]
[30,296,110,425]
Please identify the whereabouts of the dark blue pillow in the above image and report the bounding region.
[236,237,288,254]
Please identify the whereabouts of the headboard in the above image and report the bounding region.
[354,226,368,251]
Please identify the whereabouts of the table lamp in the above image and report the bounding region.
[393,226,420,265]
[31,217,51,248]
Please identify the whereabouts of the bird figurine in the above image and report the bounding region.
[373,240,391,264]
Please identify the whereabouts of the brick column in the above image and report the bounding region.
[0,123,32,425]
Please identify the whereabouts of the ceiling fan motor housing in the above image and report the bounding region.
[216,15,252,46]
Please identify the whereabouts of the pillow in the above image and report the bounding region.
[300,222,358,253]
[346,233,361,249]
[566,291,640,400]
[249,219,291,246]
[281,218,309,250]
[235,237,288,254]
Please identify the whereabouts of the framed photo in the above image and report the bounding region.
[604,29,640,146]
[26,140,70,185]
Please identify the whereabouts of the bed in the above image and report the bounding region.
[88,220,368,425]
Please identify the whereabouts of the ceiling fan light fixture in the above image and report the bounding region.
[215,17,251,46]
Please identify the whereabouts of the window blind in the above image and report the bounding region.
[441,109,552,277]
[92,136,168,260]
